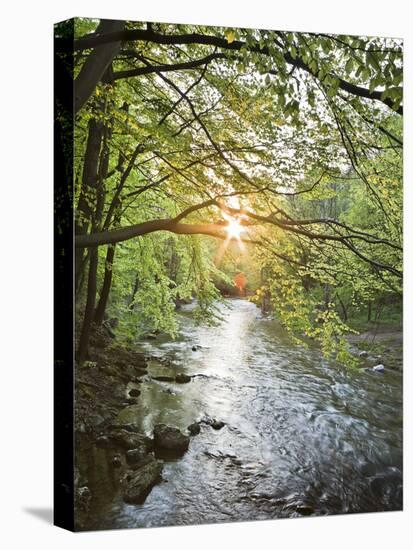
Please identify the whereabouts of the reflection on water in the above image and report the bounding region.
[77,299,403,529]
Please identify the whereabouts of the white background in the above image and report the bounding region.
[0,0,411,548]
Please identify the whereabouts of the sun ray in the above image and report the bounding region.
[214,212,247,266]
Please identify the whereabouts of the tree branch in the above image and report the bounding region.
[72,27,402,114]
[112,52,227,80]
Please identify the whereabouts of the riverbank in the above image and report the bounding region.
[74,325,226,529]
[75,330,184,528]
[347,324,403,372]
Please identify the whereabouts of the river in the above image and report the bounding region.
[78,299,403,529]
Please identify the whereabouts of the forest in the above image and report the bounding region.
[55,18,403,528]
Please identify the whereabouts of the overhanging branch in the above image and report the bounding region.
[72,27,403,114]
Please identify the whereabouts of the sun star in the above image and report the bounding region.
[221,210,245,240]
[226,218,244,239]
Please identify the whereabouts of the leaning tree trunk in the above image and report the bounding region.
[74,19,125,114]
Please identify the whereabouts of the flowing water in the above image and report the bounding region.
[78,299,403,529]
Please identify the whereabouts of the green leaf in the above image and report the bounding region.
[345,58,354,73]
[367,51,381,72]
[225,30,236,44]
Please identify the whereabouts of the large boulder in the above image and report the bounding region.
[122,457,163,504]
[153,424,190,455]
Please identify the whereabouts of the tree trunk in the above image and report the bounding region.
[77,247,99,362]
[128,273,140,310]
[337,294,348,321]
[74,19,125,113]
[324,283,331,309]
[94,244,116,325]
[76,90,113,360]
[75,117,104,292]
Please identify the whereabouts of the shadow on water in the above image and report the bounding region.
[76,299,403,530]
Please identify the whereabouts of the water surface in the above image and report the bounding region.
[78,299,403,529]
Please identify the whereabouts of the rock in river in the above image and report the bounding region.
[209,419,225,430]
[175,373,191,384]
[122,457,163,504]
[128,388,141,397]
[187,422,201,435]
[153,424,190,455]
[152,375,175,382]
[372,364,385,373]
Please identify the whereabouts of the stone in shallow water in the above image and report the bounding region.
[122,457,163,504]
[152,375,175,382]
[153,424,190,455]
[175,373,191,384]
[209,419,225,430]
[187,422,201,435]
[372,364,385,373]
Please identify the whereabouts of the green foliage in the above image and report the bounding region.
[73,19,403,367]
